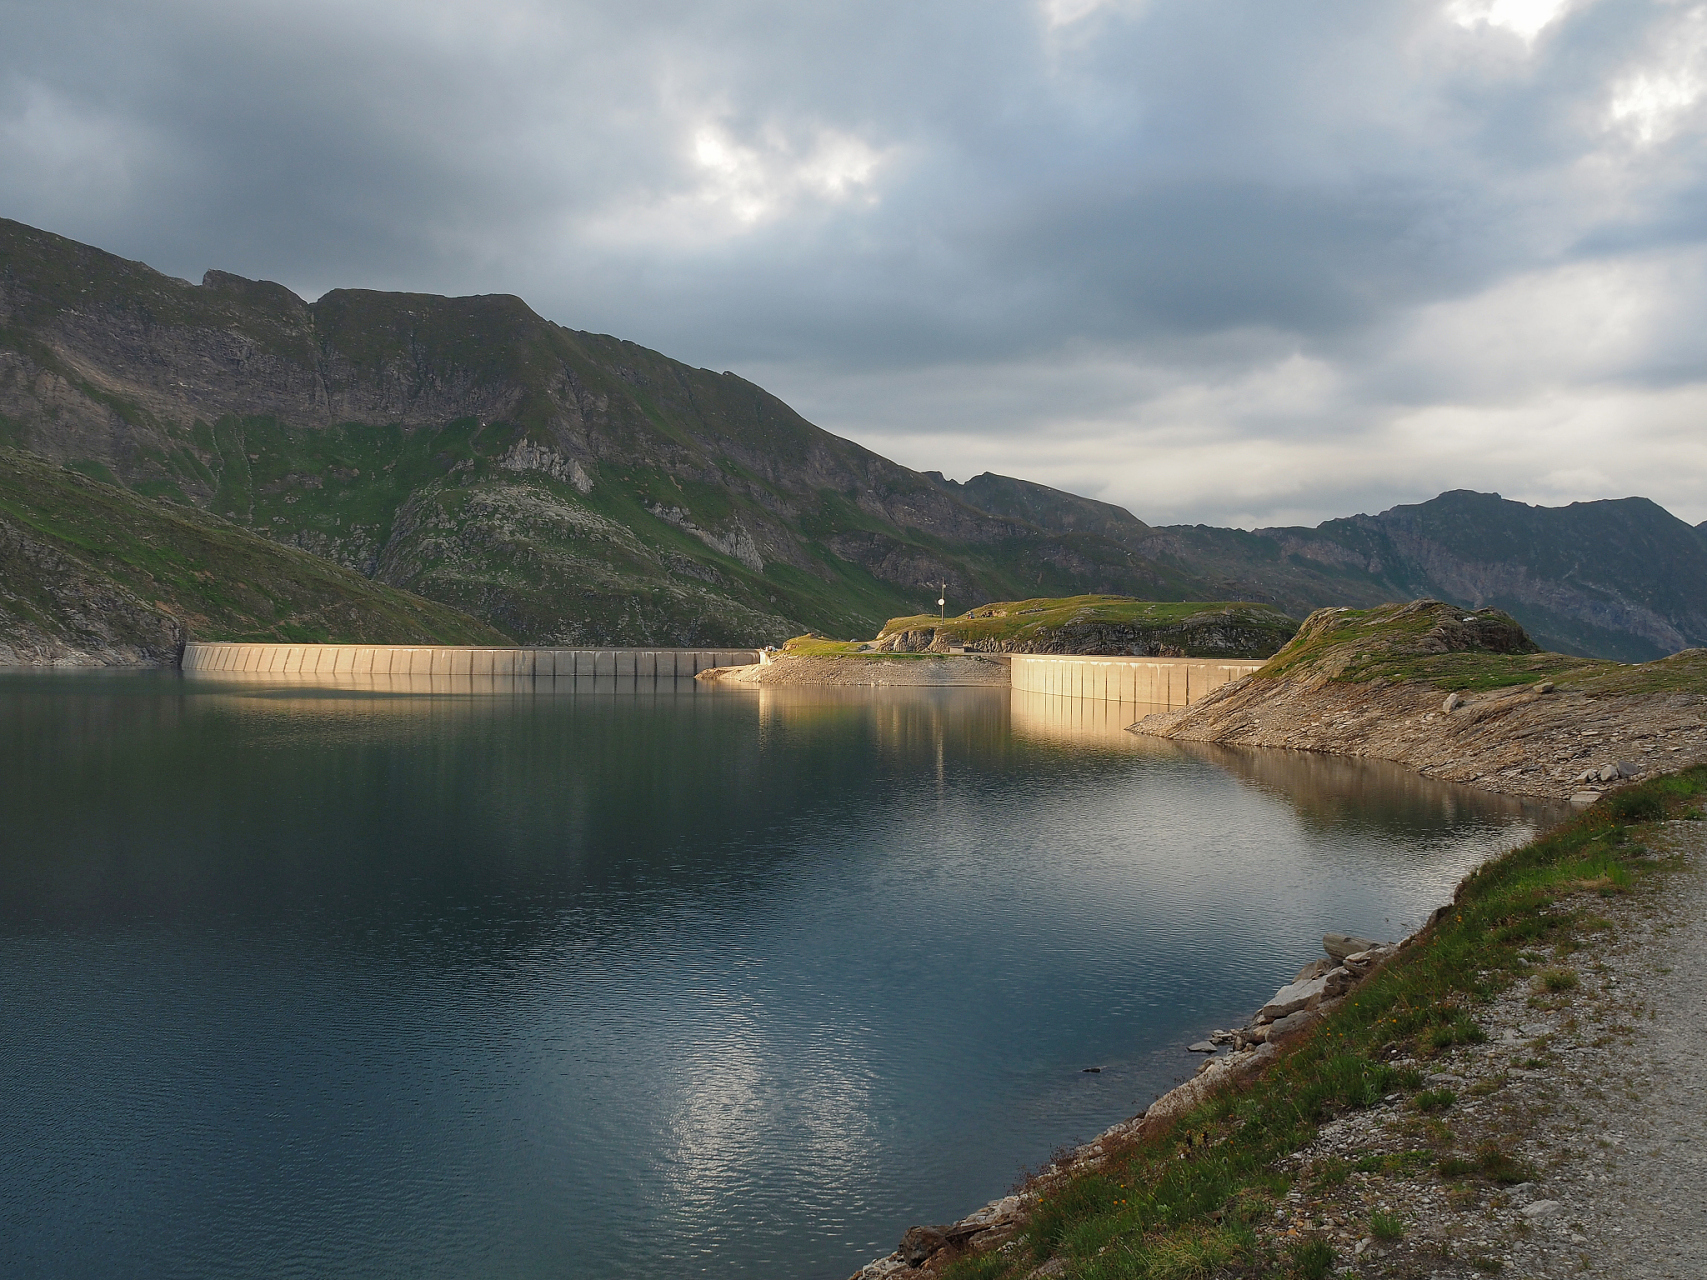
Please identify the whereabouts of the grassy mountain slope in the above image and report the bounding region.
[0,448,505,664]
[2,217,1702,657]
[0,218,1224,646]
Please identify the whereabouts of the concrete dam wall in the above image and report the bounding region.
[182,644,1261,707]
[1008,654,1264,707]
[182,643,760,680]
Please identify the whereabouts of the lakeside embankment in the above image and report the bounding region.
[850,765,1707,1280]
[697,653,1010,686]
[1133,601,1707,803]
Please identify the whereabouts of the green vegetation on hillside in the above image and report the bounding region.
[939,766,1707,1279]
[1251,598,1707,697]
[875,596,1299,658]
[0,448,507,656]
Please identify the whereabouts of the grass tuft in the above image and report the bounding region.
[1288,1237,1335,1279]
[1370,1210,1405,1241]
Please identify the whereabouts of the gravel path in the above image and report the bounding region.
[1261,818,1707,1278]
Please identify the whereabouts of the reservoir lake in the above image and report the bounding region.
[0,672,1565,1279]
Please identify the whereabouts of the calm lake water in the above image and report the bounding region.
[0,672,1564,1279]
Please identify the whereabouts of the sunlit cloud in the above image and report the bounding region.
[1040,0,1134,27]
[690,123,885,224]
[1446,0,1577,43]
[1608,8,1707,145]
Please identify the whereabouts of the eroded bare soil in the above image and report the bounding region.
[1136,680,1707,801]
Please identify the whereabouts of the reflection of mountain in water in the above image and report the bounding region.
[1171,740,1570,835]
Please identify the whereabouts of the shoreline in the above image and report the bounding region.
[1130,671,1707,803]
[847,766,1707,1279]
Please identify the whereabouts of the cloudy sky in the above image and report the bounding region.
[4,0,1705,527]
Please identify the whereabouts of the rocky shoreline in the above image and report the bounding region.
[847,933,1415,1279]
[1132,670,1707,803]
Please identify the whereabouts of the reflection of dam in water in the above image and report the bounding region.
[1009,688,1168,747]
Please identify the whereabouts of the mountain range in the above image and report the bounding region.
[2,216,1704,663]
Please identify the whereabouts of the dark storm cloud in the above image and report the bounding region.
[3,0,1705,524]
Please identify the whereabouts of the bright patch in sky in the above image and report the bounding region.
[1447,0,1574,41]
[1609,9,1707,145]
[690,124,885,227]
[1040,0,1122,27]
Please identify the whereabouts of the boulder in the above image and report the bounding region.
[1188,1040,1217,1053]
[899,1225,949,1267]
[1265,1008,1319,1041]
[1324,932,1381,961]
[1257,975,1328,1023]
[1294,957,1335,982]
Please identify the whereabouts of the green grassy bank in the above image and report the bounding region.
[942,765,1707,1280]
[1255,600,1707,696]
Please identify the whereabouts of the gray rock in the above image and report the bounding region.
[1188,1040,1217,1053]
[1570,791,1602,805]
[1618,760,1641,778]
[1521,1200,1563,1219]
[1294,956,1335,982]
[1597,763,1621,783]
[1443,692,1464,712]
[1323,932,1381,961]
[899,1225,949,1266]
[1342,946,1394,977]
[1264,1008,1318,1040]
[1258,975,1329,1022]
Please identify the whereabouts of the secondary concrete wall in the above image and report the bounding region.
[182,643,760,682]
[1008,654,1263,707]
